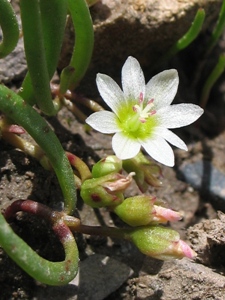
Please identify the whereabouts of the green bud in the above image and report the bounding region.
[113,195,155,226]
[92,156,122,178]
[80,181,123,208]
[80,172,132,208]
[128,225,196,260]
[114,195,182,226]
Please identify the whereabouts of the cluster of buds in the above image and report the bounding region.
[80,155,196,260]
[123,152,163,192]
[80,156,133,207]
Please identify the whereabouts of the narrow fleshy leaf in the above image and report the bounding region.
[156,104,204,128]
[86,111,120,133]
[96,74,124,114]
[145,70,179,109]
[122,56,145,101]
[112,132,141,159]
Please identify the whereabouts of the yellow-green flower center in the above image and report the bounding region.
[117,93,158,140]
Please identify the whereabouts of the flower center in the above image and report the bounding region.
[117,92,158,139]
[133,92,156,123]
[125,92,156,133]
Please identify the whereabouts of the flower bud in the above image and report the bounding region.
[92,156,122,178]
[80,172,133,208]
[122,152,162,192]
[113,195,182,226]
[128,225,196,260]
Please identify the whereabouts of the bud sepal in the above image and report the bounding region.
[128,225,196,260]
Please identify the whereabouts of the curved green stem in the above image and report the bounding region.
[66,152,92,182]
[19,0,56,115]
[0,212,78,285]
[65,218,131,240]
[206,0,225,54]
[200,53,225,108]
[60,0,94,93]
[167,8,205,57]
[0,85,76,214]
[0,0,19,58]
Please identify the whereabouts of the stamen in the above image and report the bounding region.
[133,96,156,123]
[139,92,144,103]
[149,110,156,116]
[147,98,154,104]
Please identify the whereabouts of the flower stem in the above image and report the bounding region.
[66,220,131,240]
[66,152,92,182]
[0,0,19,58]
[0,85,77,215]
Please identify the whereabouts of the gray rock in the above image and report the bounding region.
[179,160,225,211]
[77,254,133,300]
[59,0,222,79]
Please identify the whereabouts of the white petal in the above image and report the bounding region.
[121,56,145,101]
[112,132,141,159]
[155,128,187,150]
[156,104,204,129]
[86,111,120,134]
[145,69,178,109]
[96,74,124,114]
[140,136,175,167]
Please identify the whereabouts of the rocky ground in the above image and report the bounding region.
[1,0,225,299]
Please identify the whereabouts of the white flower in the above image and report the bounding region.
[86,56,203,166]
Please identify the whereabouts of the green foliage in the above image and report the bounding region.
[0,0,19,58]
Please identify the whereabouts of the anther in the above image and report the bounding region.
[139,92,144,103]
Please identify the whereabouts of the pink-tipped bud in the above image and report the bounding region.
[174,240,197,259]
[113,195,156,226]
[128,225,196,260]
[153,205,182,223]
[113,195,181,226]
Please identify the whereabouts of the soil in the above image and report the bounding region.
[1,1,225,300]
